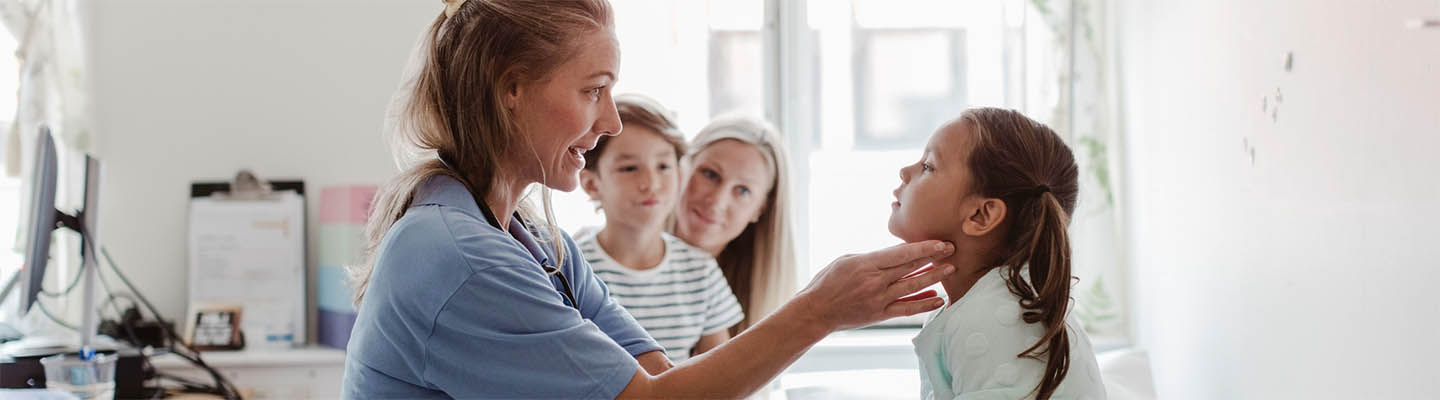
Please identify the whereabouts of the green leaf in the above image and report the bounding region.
[1076,136,1113,206]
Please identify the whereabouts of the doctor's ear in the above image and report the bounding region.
[504,80,523,111]
[961,197,1007,237]
[580,169,602,201]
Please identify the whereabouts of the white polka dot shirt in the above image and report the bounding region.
[912,266,1107,399]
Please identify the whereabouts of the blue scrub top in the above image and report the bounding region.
[342,176,662,399]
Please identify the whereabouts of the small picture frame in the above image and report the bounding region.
[185,304,245,351]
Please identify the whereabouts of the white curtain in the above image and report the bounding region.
[1,0,92,178]
[0,0,91,329]
[1030,0,1129,339]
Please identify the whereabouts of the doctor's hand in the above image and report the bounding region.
[794,240,956,332]
[614,240,955,400]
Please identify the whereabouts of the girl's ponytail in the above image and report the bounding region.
[1002,188,1073,399]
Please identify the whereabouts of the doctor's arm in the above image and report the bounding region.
[636,351,673,375]
[615,240,956,399]
[690,331,729,356]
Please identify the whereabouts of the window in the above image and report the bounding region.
[0,30,89,324]
[549,0,766,233]
[0,177,20,280]
[548,0,1095,329]
[0,31,24,317]
[798,0,1060,288]
[853,28,966,149]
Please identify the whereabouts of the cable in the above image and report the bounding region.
[90,239,242,399]
[98,293,134,322]
[93,263,148,345]
[93,262,128,320]
[153,373,213,397]
[155,371,212,389]
[95,271,167,354]
[99,293,140,322]
[96,244,241,399]
[93,266,150,350]
[34,297,78,331]
[38,255,85,297]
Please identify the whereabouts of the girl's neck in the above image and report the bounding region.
[936,241,995,305]
[597,222,667,270]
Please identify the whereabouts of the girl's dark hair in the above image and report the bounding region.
[961,107,1079,399]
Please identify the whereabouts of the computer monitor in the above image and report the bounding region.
[18,127,58,316]
[6,126,101,344]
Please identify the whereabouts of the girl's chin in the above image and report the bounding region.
[887,220,922,243]
[617,211,669,229]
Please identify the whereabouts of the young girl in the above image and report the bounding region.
[891,108,1105,399]
[576,94,744,362]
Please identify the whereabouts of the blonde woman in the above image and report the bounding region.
[674,115,797,334]
[343,0,955,398]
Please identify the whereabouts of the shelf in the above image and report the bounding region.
[149,346,345,370]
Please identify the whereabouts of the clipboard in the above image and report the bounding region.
[187,172,307,350]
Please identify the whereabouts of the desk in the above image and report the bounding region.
[0,389,79,399]
[150,347,345,399]
[145,332,909,398]
[147,329,1117,399]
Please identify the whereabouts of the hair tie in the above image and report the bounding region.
[1023,184,1051,198]
[443,0,468,18]
[437,153,456,170]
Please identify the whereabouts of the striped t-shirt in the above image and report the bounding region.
[576,231,744,361]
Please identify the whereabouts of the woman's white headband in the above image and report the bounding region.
[443,0,468,18]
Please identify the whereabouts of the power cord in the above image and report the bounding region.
[82,234,243,400]
[37,255,85,298]
[33,297,78,331]
[93,263,156,351]
[20,224,245,398]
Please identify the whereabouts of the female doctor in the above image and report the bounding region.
[341,0,956,398]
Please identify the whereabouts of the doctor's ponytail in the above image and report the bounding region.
[351,0,614,305]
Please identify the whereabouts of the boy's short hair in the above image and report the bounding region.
[583,94,687,171]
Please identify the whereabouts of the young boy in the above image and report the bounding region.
[576,94,743,362]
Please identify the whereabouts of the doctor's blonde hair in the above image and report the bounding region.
[351,0,614,305]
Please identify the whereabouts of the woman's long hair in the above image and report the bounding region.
[681,114,797,334]
[350,0,614,305]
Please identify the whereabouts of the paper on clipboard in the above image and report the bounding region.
[187,189,306,350]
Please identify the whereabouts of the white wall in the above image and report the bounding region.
[82,1,1440,396]
[1118,0,1440,398]
[90,1,436,328]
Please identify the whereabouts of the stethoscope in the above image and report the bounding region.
[442,155,581,311]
